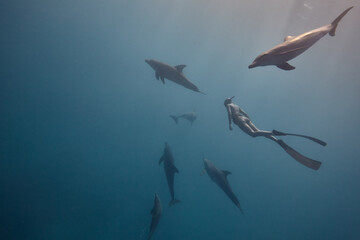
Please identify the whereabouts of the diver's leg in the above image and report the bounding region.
[248,120,322,169]
[245,119,278,141]
[237,118,321,169]
[234,118,259,137]
[249,126,322,169]
[235,121,278,142]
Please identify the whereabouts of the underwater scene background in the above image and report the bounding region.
[1,0,360,239]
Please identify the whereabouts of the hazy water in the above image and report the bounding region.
[1,0,360,239]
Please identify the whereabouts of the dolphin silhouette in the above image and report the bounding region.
[159,143,181,206]
[249,7,353,70]
[170,112,197,125]
[145,59,205,94]
[148,193,162,240]
[203,158,244,213]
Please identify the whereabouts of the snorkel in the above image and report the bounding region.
[224,96,235,106]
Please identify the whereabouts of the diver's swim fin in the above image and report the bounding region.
[272,130,327,146]
[277,140,322,170]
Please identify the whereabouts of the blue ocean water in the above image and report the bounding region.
[1,0,360,239]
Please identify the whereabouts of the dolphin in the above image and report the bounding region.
[145,59,205,94]
[148,193,162,240]
[248,6,353,70]
[170,112,197,125]
[203,158,244,213]
[159,143,181,206]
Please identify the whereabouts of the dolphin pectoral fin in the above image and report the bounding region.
[150,207,155,215]
[222,170,232,177]
[159,155,164,165]
[172,165,179,174]
[155,72,160,80]
[160,76,165,84]
[200,169,206,176]
[174,64,186,72]
[283,35,295,42]
[276,62,295,71]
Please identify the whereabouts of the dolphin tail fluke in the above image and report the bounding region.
[170,115,178,124]
[272,130,327,146]
[329,6,353,36]
[169,199,181,206]
[277,140,322,170]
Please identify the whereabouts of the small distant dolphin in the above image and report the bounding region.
[248,7,353,70]
[170,112,197,125]
[145,59,205,94]
[148,193,162,240]
[159,143,181,206]
[203,158,244,213]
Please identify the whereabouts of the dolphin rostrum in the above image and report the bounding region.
[145,59,205,94]
[148,193,162,240]
[159,143,181,206]
[170,112,197,125]
[248,7,353,70]
[203,158,244,213]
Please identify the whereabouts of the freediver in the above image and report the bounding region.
[224,97,326,170]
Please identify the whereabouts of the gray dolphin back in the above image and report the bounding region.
[148,194,162,240]
[203,158,244,213]
[159,143,181,207]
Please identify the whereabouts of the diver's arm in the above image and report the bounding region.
[226,105,233,130]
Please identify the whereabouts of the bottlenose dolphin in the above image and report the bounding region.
[159,143,181,206]
[203,158,244,213]
[249,7,353,70]
[148,193,162,240]
[145,59,205,94]
[170,112,197,125]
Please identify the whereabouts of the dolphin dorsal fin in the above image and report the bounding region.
[284,35,295,42]
[222,170,232,177]
[174,64,186,72]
